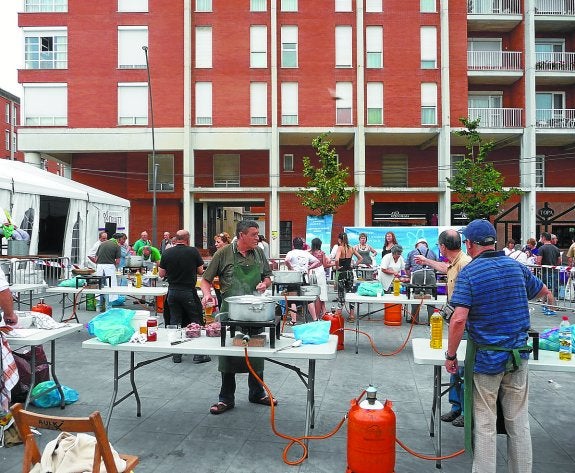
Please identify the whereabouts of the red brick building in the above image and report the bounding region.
[15,0,575,254]
[0,88,23,162]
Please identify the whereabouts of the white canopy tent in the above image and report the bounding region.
[0,160,130,265]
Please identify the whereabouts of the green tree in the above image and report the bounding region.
[297,133,356,216]
[447,118,522,221]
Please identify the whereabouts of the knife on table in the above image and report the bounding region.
[171,338,194,345]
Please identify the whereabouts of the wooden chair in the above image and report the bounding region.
[10,403,139,473]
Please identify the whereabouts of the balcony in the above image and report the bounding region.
[213,178,240,187]
[535,0,575,15]
[536,52,575,84]
[468,107,522,128]
[536,109,575,128]
[535,0,575,33]
[467,50,523,84]
[467,0,522,33]
[468,0,521,14]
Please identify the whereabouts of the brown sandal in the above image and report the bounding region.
[210,402,234,415]
[250,396,278,406]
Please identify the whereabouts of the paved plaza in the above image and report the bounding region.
[2,295,574,472]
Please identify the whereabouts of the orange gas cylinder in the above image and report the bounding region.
[384,303,402,326]
[322,307,344,350]
[155,295,165,313]
[347,386,396,473]
[32,298,52,317]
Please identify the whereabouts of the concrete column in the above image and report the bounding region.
[355,0,365,226]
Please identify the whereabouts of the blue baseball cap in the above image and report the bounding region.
[462,219,497,246]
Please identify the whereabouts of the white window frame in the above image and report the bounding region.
[195,82,212,125]
[5,131,9,151]
[281,26,298,68]
[195,0,212,12]
[12,134,17,153]
[366,0,383,12]
[382,155,408,187]
[195,26,212,68]
[214,154,240,187]
[118,26,148,69]
[24,27,68,70]
[11,105,16,126]
[25,0,67,12]
[421,26,437,69]
[335,26,353,68]
[366,82,383,125]
[421,82,437,125]
[118,0,148,12]
[283,154,294,172]
[281,0,298,12]
[250,82,267,125]
[335,0,352,12]
[118,82,148,126]
[535,155,545,188]
[5,104,9,124]
[250,0,267,11]
[450,154,464,178]
[366,26,383,69]
[281,82,298,125]
[420,0,436,12]
[250,26,267,68]
[23,83,68,126]
[336,82,353,125]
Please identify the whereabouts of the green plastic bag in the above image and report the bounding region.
[31,381,79,408]
[58,276,84,287]
[87,308,135,345]
[293,320,330,345]
[357,281,383,297]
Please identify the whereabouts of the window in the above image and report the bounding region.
[281,26,298,68]
[118,82,148,125]
[281,0,298,11]
[195,82,212,125]
[12,134,17,153]
[5,131,9,151]
[468,94,503,127]
[23,83,67,126]
[335,26,352,68]
[281,82,298,125]
[25,0,67,12]
[335,0,352,12]
[420,26,437,69]
[336,82,352,125]
[250,26,267,68]
[382,155,408,187]
[468,39,502,69]
[450,154,464,178]
[195,26,212,68]
[148,154,174,191]
[366,0,382,12]
[24,29,67,69]
[367,82,383,125]
[535,40,565,69]
[12,105,16,125]
[195,0,212,11]
[535,155,545,188]
[280,221,293,254]
[283,154,294,172]
[366,26,383,68]
[251,0,266,11]
[421,82,437,125]
[5,104,9,124]
[118,0,148,12]
[250,82,267,125]
[420,0,436,12]
[536,92,565,125]
[118,27,148,69]
[213,154,240,187]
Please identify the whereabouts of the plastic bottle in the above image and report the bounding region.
[152,263,158,276]
[135,270,143,288]
[146,317,158,341]
[429,308,443,349]
[392,276,401,296]
[559,315,572,361]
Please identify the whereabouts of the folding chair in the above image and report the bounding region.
[10,403,139,473]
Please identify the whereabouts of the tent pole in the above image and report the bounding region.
[143,45,157,247]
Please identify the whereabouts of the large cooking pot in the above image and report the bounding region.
[225,295,276,322]
[273,270,303,284]
[300,285,321,296]
[125,255,143,268]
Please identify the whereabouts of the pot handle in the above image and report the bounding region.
[215,312,229,322]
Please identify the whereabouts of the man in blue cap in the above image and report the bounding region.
[445,219,555,473]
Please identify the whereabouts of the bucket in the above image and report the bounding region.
[384,304,402,326]
[130,310,151,332]
[7,239,30,256]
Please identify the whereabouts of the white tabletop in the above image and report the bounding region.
[83,331,338,360]
[267,294,319,303]
[5,323,83,348]
[46,286,168,297]
[10,283,48,293]
[412,338,575,372]
[346,293,447,305]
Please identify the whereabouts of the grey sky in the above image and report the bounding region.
[0,2,22,97]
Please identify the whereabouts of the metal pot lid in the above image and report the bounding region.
[226,295,274,304]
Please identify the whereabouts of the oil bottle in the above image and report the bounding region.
[429,308,443,349]
[135,270,143,288]
[392,276,401,296]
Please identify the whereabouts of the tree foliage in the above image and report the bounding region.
[447,118,523,221]
[297,133,356,216]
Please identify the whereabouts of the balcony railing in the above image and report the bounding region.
[213,178,240,187]
[468,0,521,15]
[468,108,522,128]
[535,52,575,71]
[536,109,575,128]
[468,50,522,70]
[535,0,575,15]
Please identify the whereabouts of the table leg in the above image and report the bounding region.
[24,346,36,409]
[130,352,142,418]
[430,365,443,468]
[304,359,316,452]
[48,339,66,409]
[105,351,121,429]
[355,302,359,354]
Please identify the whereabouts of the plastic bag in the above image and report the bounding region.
[31,381,79,408]
[293,320,330,345]
[357,281,383,297]
[539,324,575,353]
[57,276,84,287]
[86,308,135,345]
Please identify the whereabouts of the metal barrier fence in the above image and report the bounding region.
[0,256,71,287]
[527,264,575,313]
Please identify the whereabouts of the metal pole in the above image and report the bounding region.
[142,45,157,246]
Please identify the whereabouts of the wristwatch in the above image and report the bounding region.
[445,351,457,361]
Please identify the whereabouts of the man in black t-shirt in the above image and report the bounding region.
[537,232,561,297]
[159,229,210,364]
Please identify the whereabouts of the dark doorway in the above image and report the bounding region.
[38,196,69,255]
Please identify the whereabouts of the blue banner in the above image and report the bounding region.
[306,215,333,254]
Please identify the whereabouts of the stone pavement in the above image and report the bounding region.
[2,295,574,472]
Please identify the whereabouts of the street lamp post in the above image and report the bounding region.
[142,45,157,246]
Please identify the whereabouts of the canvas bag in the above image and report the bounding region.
[30,431,127,473]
